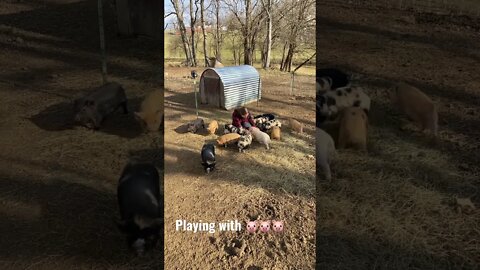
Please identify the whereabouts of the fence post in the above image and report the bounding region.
[98,0,107,84]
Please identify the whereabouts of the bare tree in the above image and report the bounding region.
[213,0,222,61]
[170,0,194,66]
[200,0,209,66]
[189,0,199,66]
[225,0,265,65]
[280,0,314,72]
[260,0,272,69]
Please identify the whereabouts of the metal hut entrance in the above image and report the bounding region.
[199,65,261,110]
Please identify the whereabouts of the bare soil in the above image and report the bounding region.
[317,3,480,270]
[164,66,316,269]
[0,1,163,269]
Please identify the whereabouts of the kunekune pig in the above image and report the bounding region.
[74,82,128,130]
[117,163,162,256]
[317,68,350,90]
[201,143,216,173]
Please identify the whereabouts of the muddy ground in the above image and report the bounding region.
[164,66,316,269]
[317,3,480,270]
[0,1,163,269]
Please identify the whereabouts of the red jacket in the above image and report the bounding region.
[232,110,256,128]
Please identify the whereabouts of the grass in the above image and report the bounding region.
[164,31,316,76]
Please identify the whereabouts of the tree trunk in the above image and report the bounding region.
[261,0,272,69]
[200,0,208,67]
[215,0,222,61]
[189,0,197,66]
[171,0,192,66]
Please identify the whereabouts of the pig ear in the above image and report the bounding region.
[134,112,144,119]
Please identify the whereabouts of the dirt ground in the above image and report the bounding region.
[164,66,316,269]
[0,1,163,269]
[317,3,480,270]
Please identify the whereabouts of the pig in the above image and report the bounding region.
[201,143,216,173]
[237,131,253,152]
[208,57,224,68]
[116,163,162,256]
[207,120,218,135]
[317,86,371,125]
[390,83,438,136]
[134,90,164,132]
[224,124,246,135]
[317,68,350,90]
[338,107,368,151]
[316,128,336,181]
[270,126,281,140]
[216,133,241,147]
[73,82,128,129]
[187,118,205,133]
[265,119,282,130]
[317,76,333,92]
[289,118,303,133]
[254,113,275,122]
[250,126,271,149]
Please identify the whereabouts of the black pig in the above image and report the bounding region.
[74,82,128,129]
[117,163,162,256]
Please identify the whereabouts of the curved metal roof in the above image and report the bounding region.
[200,65,261,110]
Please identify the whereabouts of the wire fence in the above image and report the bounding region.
[322,0,480,18]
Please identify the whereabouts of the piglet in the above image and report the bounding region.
[117,163,162,256]
[338,107,368,151]
[316,127,336,181]
[187,118,205,133]
[134,90,164,132]
[250,126,271,149]
[207,120,218,135]
[201,143,216,173]
[74,82,128,129]
[390,82,438,136]
[289,118,303,133]
[216,133,241,147]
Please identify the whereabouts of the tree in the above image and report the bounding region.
[170,0,194,66]
[225,0,265,65]
[189,0,199,66]
[200,0,208,66]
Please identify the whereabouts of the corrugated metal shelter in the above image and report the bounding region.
[199,65,261,110]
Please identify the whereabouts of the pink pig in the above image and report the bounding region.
[259,220,271,233]
[246,221,258,233]
[272,220,284,232]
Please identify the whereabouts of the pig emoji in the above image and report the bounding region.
[259,220,271,233]
[246,221,258,233]
[390,82,438,136]
[272,221,284,233]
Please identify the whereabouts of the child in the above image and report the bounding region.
[232,107,256,129]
